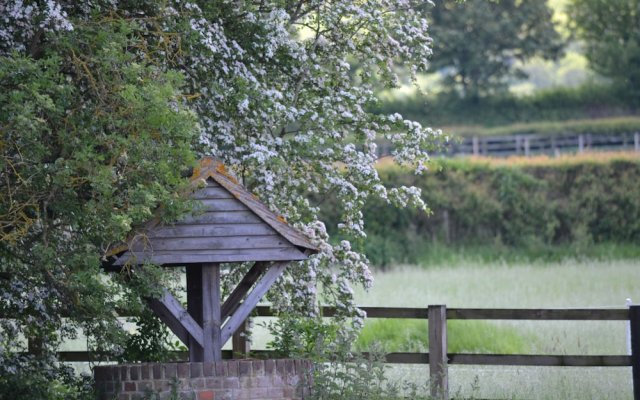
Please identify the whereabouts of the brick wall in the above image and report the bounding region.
[94,359,313,400]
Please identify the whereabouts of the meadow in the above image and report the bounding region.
[353,258,640,399]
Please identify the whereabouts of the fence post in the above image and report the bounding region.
[635,132,639,152]
[232,318,251,358]
[429,305,449,400]
[524,137,530,156]
[578,134,585,153]
[472,137,479,156]
[630,305,640,400]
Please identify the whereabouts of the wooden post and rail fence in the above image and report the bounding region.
[15,305,640,400]
[375,131,640,158]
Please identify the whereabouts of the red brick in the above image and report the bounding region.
[264,359,275,375]
[191,362,203,378]
[226,360,238,376]
[214,361,227,376]
[198,390,215,400]
[223,377,239,389]
[123,381,136,392]
[129,365,141,380]
[205,377,223,389]
[140,365,151,380]
[177,362,190,378]
[203,362,214,377]
[238,361,252,376]
[152,364,163,379]
[252,360,264,376]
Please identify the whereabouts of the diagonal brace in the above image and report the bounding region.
[146,289,204,348]
[221,262,267,320]
[221,262,288,345]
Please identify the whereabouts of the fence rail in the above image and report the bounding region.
[16,305,640,400]
[377,131,640,158]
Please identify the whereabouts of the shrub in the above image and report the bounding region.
[322,154,640,266]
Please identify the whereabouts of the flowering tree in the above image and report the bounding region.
[0,1,441,396]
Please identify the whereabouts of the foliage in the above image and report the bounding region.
[428,0,563,98]
[375,82,637,128]
[568,0,640,102]
[0,9,198,399]
[1,0,443,397]
[322,155,640,266]
[446,115,640,138]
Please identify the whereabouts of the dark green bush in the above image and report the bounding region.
[323,156,640,266]
[375,83,639,128]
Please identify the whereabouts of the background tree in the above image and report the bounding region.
[429,0,563,98]
[568,0,640,102]
[0,1,441,398]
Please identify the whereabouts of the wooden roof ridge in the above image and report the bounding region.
[193,157,317,252]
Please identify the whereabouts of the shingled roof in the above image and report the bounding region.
[109,157,317,266]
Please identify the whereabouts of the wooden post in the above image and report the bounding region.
[524,137,530,156]
[202,263,222,362]
[232,319,251,359]
[578,134,585,153]
[429,305,449,400]
[186,265,204,361]
[472,136,479,156]
[635,132,639,152]
[442,210,451,245]
[630,305,640,400]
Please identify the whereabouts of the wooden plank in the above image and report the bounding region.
[148,224,277,238]
[429,305,448,400]
[222,262,266,319]
[130,235,292,252]
[357,307,429,319]
[631,305,640,400]
[253,306,628,321]
[116,247,307,265]
[383,352,429,364]
[187,266,204,361]
[150,289,204,348]
[448,354,631,367]
[147,297,190,347]
[221,262,288,345]
[197,198,250,212]
[447,308,629,320]
[192,186,233,199]
[201,263,222,362]
[179,211,262,224]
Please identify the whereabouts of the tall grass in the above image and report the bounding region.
[356,319,533,354]
[354,259,640,399]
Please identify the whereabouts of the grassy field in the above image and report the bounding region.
[353,259,640,399]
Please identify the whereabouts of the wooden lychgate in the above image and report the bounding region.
[106,157,317,362]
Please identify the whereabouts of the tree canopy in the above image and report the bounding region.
[428,0,563,98]
[568,0,640,101]
[0,1,441,397]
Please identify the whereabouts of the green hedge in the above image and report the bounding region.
[324,156,640,266]
[375,83,639,129]
[448,116,640,138]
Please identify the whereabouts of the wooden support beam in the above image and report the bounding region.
[147,297,190,347]
[221,262,266,320]
[147,289,204,348]
[429,305,449,400]
[221,262,287,345]
[201,263,222,362]
[187,265,204,361]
